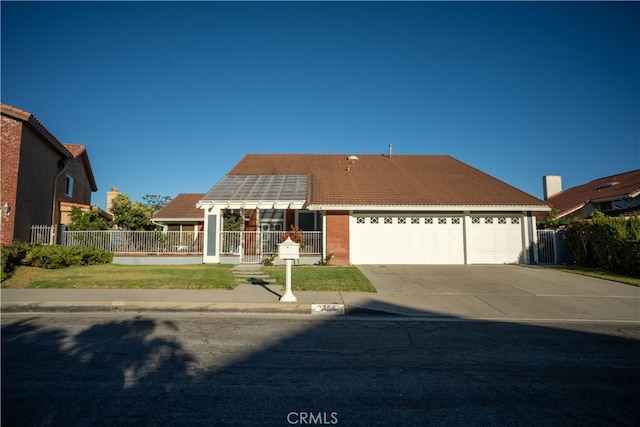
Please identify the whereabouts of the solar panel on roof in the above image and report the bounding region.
[202,175,307,201]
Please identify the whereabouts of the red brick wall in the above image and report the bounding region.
[244,209,257,231]
[325,211,350,265]
[1,116,21,243]
[285,209,295,230]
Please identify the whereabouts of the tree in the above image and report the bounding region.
[68,206,110,231]
[222,209,243,231]
[141,194,172,213]
[109,194,159,231]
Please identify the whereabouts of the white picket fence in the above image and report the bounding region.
[31,226,566,264]
[30,225,55,245]
[221,231,322,263]
[62,230,204,254]
[30,226,203,254]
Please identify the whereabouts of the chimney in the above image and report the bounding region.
[543,176,562,199]
[106,187,119,213]
[388,143,393,157]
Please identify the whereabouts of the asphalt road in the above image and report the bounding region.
[2,313,639,426]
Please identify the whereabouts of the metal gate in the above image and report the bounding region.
[537,230,571,265]
[537,230,557,264]
[241,231,261,263]
[240,231,282,263]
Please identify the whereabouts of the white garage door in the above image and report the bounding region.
[467,216,523,264]
[350,215,464,264]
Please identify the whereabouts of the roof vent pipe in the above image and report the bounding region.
[388,143,393,157]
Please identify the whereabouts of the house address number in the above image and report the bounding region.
[311,304,345,315]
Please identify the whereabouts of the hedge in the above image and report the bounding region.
[1,243,113,281]
[565,211,640,277]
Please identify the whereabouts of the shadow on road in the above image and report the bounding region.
[2,303,639,426]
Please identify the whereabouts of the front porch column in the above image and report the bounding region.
[203,207,222,263]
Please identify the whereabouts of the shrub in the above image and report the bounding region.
[1,241,31,281]
[565,212,640,277]
[22,245,113,269]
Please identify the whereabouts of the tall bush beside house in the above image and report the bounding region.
[565,212,640,277]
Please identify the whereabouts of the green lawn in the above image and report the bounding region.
[1,264,236,289]
[1,263,377,292]
[263,266,376,292]
[553,266,640,287]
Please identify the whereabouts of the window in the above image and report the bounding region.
[411,218,420,224]
[472,217,480,224]
[452,218,461,225]
[65,176,74,197]
[397,217,406,224]
[425,218,433,224]
[370,217,379,224]
[384,217,393,224]
[511,218,520,225]
[298,211,321,231]
[600,201,613,211]
[485,218,493,224]
[498,218,506,224]
[356,217,365,224]
[438,218,447,225]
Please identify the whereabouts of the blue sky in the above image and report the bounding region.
[2,1,638,208]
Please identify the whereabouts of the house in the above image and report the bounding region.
[543,170,640,220]
[197,154,550,265]
[152,193,205,232]
[1,104,99,243]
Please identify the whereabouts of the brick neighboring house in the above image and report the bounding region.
[542,170,640,220]
[1,104,100,243]
[198,154,550,266]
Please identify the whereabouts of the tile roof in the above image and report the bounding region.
[63,144,98,191]
[203,154,547,208]
[153,193,205,220]
[1,103,72,158]
[545,169,640,217]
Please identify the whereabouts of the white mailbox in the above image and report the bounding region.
[278,237,300,260]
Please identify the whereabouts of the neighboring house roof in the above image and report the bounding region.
[545,169,640,218]
[153,193,205,221]
[1,103,72,158]
[63,143,98,192]
[1,104,98,192]
[60,201,113,221]
[201,154,548,210]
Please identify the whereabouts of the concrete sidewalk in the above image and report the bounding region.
[1,265,639,321]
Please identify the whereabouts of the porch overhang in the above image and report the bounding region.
[198,174,308,211]
[197,200,306,210]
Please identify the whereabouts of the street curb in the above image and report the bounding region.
[1,301,315,314]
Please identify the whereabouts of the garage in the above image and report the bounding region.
[350,215,465,264]
[350,214,525,265]
[467,216,524,264]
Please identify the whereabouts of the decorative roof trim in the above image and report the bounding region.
[198,200,306,210]
[557,202,587,218]
[306,204,551,212]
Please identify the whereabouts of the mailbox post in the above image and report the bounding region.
[277,237,299,303]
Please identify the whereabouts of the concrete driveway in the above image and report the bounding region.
[349,265,640,321]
